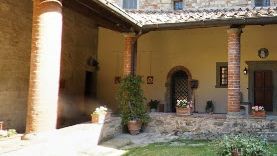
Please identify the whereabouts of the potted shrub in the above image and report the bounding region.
[252,106,266,117]
[175,100,193,116]
[117,75,151,135]
[91,106,111,124]
[148,99,160,112]
[205,100,214,114]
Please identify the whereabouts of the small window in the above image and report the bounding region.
[216,62,228,88]
[174,0,183,10]
[220,66,228,86]
[255,0,270,6]
[123,0,137,9]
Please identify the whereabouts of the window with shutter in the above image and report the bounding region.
[123,0,137,9]
[255,0,270,6]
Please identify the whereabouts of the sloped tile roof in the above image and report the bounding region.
[126,7,277,25]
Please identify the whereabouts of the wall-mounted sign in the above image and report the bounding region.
[147,76,154,84]
[114,76,121,84]
[258,48,269,59]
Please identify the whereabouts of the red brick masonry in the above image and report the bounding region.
[25,0,63,134]
[227,28,242,115]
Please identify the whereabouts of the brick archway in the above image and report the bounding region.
[164,66,192,112]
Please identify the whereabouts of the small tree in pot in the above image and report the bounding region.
[147,99,160,112]
[205,100,214,114]
[117,75,151,135]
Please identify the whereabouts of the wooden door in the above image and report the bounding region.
[254,71,273,111]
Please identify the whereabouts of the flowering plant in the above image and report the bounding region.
[176,100,193,108]
[93,106,109,115]
[252,106,265,112]
[0,129,17,138]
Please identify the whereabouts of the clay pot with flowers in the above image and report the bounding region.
[91,106,111,124]
[175,100,193,116]
[252,106,266,117]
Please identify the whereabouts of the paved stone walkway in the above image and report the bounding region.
[0,133,180,156]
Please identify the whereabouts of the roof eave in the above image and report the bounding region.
[142,16,277,31]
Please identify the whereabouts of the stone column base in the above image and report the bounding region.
[21,130,58,141]
[227,112,242,117]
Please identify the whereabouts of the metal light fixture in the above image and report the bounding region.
[243,67,248,75]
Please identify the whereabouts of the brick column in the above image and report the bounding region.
[24,0,63,135]
[123,34,135,75]
[227,28,242,116]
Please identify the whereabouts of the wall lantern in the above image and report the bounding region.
[243,67,248,75]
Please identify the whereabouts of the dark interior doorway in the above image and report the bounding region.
[171,71,189,112]
[85,71,97,98]
[254,70,273,111]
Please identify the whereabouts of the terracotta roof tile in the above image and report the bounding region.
[126,7,277,25]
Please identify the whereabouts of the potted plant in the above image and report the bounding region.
[148,99,160,112]
[205,100,214,114]
[117,75,151,135]
[252,106,266,117]
[175,100,193,116]
[91,106,111,124]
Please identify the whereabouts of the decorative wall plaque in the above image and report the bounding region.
[147,76,154,84]
[258,48,269,59]
[114,76,121,84]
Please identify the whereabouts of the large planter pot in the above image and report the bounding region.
[252,111,266,117]
[176,107,191,116]
[127,121,142,135]
[151,108,156,112]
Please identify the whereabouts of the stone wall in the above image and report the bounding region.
[107,0,277,10]
[145,113,277,140]
[0,0,32,132]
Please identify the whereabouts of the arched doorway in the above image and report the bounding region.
[164,66,192,112]
[171,71,189,112]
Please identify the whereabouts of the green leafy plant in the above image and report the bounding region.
[216,134,269,156]
[0,129,17,138]
[147,99,160,109]
[117,75,151,125]
[205,100,214,111]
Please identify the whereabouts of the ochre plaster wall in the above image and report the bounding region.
[59,8,99,125]
[98,25,277,113]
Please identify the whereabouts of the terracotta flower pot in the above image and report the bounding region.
[176,107,191,116]
[91,114,106,124]
[232,151,239,156]
[252,111,266,117]
[127,121,142,135]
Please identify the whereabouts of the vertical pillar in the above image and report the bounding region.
[123,34,135,75]
[25,0,63,135]
[227,28,242,116]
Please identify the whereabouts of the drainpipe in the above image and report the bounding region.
[131,29,148,75]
